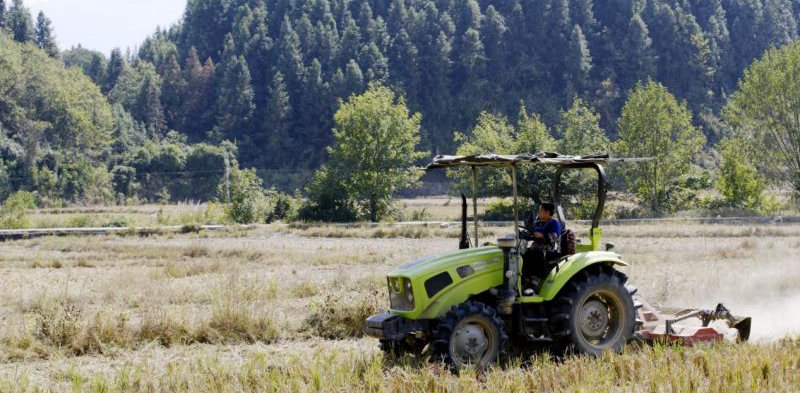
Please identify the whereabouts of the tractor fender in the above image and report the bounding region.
[537,251,629,301]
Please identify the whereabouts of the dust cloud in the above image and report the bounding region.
[729,291,800,342]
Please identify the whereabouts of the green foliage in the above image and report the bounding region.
[298,168,357,222]
[716,138,772,212]
[615,81,706,214]
[725,42,800,195]
[450,105,556,203]
[305,85,426,222]
[482,199,533,222]
[222,167,296,224]
[0,33,112,204]
[223,167,266,224]
[557,99,610,156]
[0,190,34,229]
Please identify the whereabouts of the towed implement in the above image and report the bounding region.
[365,152,752,371]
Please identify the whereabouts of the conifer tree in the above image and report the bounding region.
[34,11,57,57]
[136,74,167,138]
[7,0,33,43]
[213,35,255,143]
[0,0,7,29]
[105,48,127,94]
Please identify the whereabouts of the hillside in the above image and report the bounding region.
[64,0,800,171]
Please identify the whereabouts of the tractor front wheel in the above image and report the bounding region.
[431,301,507,371]
[551,267,635,355]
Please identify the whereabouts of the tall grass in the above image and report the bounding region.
[2,340,798,393]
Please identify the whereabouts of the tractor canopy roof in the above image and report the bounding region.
[426,152,647,170]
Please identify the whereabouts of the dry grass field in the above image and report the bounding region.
[0,219,798,392]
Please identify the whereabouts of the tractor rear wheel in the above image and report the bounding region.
[550,267,635,355]
[431,301,507,371]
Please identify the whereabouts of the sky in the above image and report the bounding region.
[24,0,187,55]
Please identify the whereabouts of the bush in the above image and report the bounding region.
[223,167,269,224]
[716,138,770,211]
[483,199,533,221]
[222,167,298,224]
[483,199,514,221]
[0,191,36,229]
[298,168,357,222]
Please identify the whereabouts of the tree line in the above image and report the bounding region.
[47,0,800,171]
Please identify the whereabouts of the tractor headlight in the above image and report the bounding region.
[388,277,414,311]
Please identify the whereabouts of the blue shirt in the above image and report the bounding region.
[533,218,562,253]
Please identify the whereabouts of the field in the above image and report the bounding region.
[0,210,799,392]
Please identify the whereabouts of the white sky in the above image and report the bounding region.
[24,0,187,55]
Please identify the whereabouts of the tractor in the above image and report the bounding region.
[365,152,751,371]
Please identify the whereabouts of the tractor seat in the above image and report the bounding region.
[561,229,576,256]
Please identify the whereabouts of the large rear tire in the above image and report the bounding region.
[550,266,635,355]
[431,301,507,371]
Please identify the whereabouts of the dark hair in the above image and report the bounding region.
[539,202,556,215]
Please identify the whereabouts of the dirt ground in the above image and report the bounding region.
[0,221,798,391]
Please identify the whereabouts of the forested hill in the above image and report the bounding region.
[56,0,799,172]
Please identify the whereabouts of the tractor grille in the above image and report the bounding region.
[388,277,414,311]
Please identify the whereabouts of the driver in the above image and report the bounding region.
[521,202,562,293]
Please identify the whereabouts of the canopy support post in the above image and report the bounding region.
[512,164,519,248]
[471,165,478,247]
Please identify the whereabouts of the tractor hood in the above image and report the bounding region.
[387,246,505,320]
[391,246,504,278]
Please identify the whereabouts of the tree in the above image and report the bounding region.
[34,11,57,57]
[259,71,291,168]
[0,0,6,29]
[136,74,167,138]
[615,81,705,214]
[557,98,609,155]
[565,24,592,98]
[213,35,255,143]
[450,103,556,202]
[6,0,33,43]
[309,85,427,222]
[724,42,800,194]
[105,48,127,93]
[716,137,767,210]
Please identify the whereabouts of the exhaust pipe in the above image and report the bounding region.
[459,194,469,249]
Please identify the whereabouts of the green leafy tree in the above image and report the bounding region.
[725,42,800,194]
[716,138,767,210]
[450,103,556,202]
[557,98,610,155]
[310,85,426,222]
[223,166,267,224]
[615,80,705,214]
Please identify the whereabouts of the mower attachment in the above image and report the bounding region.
[635,297,751,346]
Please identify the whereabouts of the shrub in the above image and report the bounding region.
[716,138,770,212]
[66,215,93,228]
[223,167,270,224]
[222,167,297,224]
[0,191,35,229]
[483,199,533,221]
[298,168,357,222]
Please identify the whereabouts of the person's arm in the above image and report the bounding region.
[544,221,562,253]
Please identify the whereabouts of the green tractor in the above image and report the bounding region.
[366,152,752,371]
[365,153,637,370]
